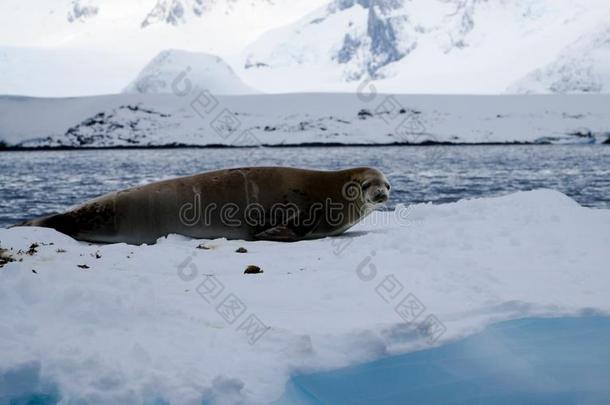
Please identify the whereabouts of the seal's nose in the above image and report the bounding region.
[372,191,388,203]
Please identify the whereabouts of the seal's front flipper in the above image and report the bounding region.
[255,226,299,242]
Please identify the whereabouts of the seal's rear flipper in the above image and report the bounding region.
[11,213,56,228]
[11,213,77,238]
[255,226,299,242]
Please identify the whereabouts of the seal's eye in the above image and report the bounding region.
[362,182,371,190]
[385,182,391,190]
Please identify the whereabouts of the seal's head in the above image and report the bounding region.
[346,167,391,206]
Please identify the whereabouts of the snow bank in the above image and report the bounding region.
[1,190,609,403]
[1,93,610,147]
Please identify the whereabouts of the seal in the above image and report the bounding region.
[18,167,391,245]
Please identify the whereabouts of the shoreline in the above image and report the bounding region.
[2,141,608,152]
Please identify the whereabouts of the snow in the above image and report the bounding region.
[3,0,610,96]
[0,0,328,97]
[1,93,610,148]
[0,0,327,57]
[240,0,610,94]
[123,49,257,95]
[1,190,609,403]
[0,46,146,97]
[509,24,610,94]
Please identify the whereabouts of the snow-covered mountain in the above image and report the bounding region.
[241,0,610,94]
[141,0,214,27]
[0,0,327,96]
[0,0,327,55]
[2,0,610,95]
[244,0,416,82]
[123,49,256,95]
[509,24,610,94]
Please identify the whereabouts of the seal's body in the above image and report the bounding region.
[20,167,390,245]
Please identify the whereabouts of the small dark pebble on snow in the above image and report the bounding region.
[235,247,248,253]
[244,265,263,274]
[0,249,16,268]
[27,243,39,255]
[77,264,90,269]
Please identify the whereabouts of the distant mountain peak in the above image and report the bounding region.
[141,0,274,28]
[509,24,610,94]
[67,0,99,23]
[141,0,206,28]
[123,49,257,95]
[245,0,418,81]
[242,0,610,93]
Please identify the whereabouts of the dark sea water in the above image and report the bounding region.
[0,145,609,227]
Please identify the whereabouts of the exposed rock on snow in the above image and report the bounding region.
[141,0,205,27]
[66,0,99,23]
[123,49,257,95]
[332,0,416,80]
[61,105,172,146]
[1,190,609,403]
[141,0,273,28]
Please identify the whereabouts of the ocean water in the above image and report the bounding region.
[276,316,610,405]
[0,145,609,227]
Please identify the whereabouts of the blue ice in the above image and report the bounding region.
[276,316,610,404]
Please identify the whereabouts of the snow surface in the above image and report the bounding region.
[1,93,609,148]
[1,190,610,403]
[123,49,257,96]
